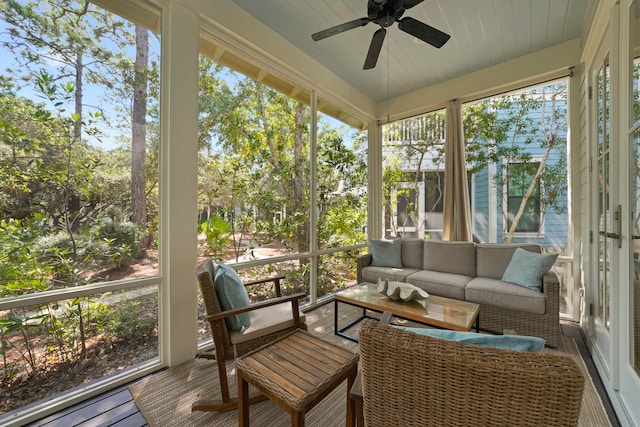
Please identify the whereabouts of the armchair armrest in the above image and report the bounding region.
[356,253,373,283]
[208,292,307,329]
[541,270,559,297]
[541,270,560,319]
[242,274,286,297]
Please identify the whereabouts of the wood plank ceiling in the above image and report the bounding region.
[231,0,596,103]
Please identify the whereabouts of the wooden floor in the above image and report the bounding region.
[21,304,620,427]
[24,385,147,427]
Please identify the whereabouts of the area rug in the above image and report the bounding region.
[547,336,613,427]
[130,305,612,426]
[129,357,351,426]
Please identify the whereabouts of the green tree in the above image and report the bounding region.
[198,63,311,258]
[317,125,367,247]
[464,84,567,242]
[0,0,125,140]
[131,25,149,254]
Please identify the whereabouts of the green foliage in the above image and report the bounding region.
[198,212,231,257]
[107,297,157,344]
[0,311,44,375]
[0,217,52,297]
[91,219,142,261]
[464,84,568,241]
[0,292,157,381]
[318,200,366,247]
[32,219,141,280]
[0,0,161,397]
[42,297,113,363]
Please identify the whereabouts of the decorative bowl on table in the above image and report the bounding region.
[376,278,429,302]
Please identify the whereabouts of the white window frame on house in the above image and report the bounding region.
[501,157,546,239]
[423,170,445,238]
[390,180,426,237]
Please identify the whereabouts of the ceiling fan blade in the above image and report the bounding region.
[398,16,450,48]
[401,0,425,9]
[363,28,386,70]
[312,17,370,41]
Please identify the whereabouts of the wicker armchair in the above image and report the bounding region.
[357,320,585,427]
[194,259,307,412]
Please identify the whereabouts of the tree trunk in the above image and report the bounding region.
[506,90,559,242]
[132,25,149,253]
[74,52,83,140]
[293,102,309,254]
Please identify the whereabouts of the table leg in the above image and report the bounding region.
[292,409,305,427]
[334,299,339,336]
[346,366,357,427]
[475,314,480,333]
[238,372,249,427]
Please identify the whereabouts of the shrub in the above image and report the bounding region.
[198,212,231,256]
[108,296,157,344]
[0,218,52,297]
[91,220,140,254]
[32,220,142,282]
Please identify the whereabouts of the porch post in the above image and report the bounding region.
[160,2,199,366]
[368,119,383,239]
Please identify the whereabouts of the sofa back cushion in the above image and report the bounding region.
[370,238,403,268]
[423,240,476,276]
[401,238,425,269]
[476,243,541,279]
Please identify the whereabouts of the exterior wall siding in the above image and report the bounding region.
[471,87,569,250]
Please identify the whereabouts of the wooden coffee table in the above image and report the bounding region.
[334,282,480,342]
[236,329,359,427]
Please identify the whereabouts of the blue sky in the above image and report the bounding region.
[0,1,357,154]
[0,4,161,151]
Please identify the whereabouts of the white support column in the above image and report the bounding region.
[368,120,383,239]
[568,65,583,322]
[309,91,318,304]
[160,3,199,366]
[488,159,498,243]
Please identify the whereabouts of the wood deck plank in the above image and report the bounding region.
[76,399,142,427]
[24,386,133,426]
[107,412,148,427]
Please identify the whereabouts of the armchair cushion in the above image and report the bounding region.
[370,238,403,268]
[394,326,545,352]
[229,302,307,345]
[502,248,558,292]
[213,263,251,331]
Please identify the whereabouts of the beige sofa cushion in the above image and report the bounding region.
[361,266,420,283]
[423,240,476,276]
[406,270,472,300]
[401,238,424,269]
[465,277,546,314]
[475,243,541,280]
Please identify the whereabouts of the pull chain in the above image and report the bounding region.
[386,23,390,124]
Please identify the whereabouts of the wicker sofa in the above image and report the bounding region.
[357,320,584,427]
[356,239,561,347]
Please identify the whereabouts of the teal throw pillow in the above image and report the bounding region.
[370,238,403,268]
[501,247,558,292]
[213,263,251,331]
[395,326,545,352]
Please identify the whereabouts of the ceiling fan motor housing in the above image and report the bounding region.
[368,0,406,27]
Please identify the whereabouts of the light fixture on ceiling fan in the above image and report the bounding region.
[311,0,450,70]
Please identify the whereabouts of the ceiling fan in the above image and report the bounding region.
[311,0,450,70]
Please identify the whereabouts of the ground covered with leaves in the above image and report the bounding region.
[1,257,160,416]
